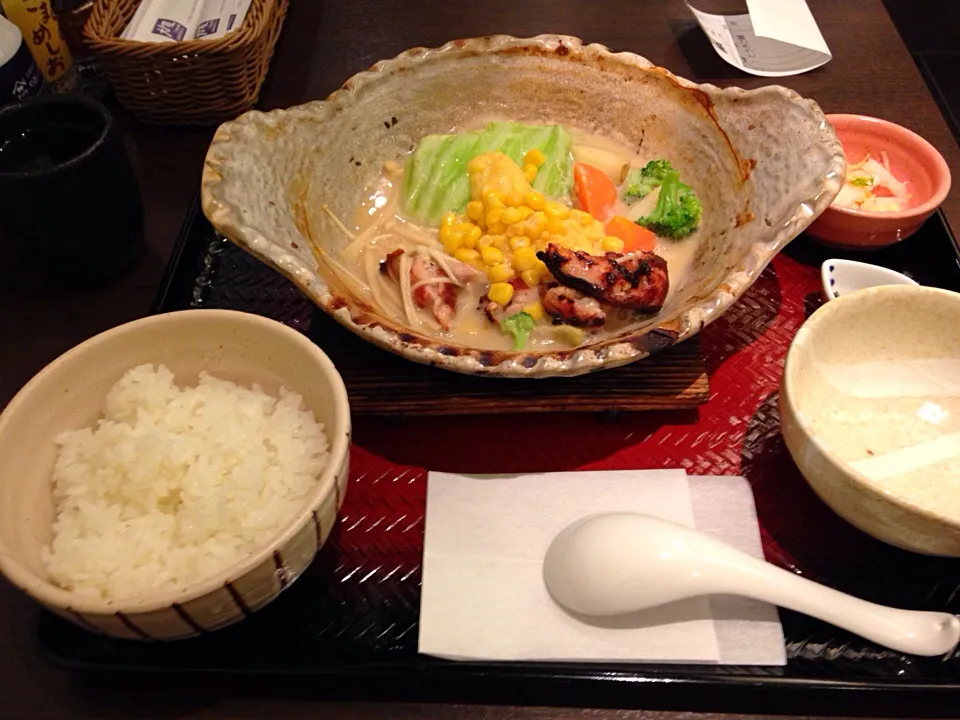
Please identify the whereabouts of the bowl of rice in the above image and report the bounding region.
[0,309,351,640]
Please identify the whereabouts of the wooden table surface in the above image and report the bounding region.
[2,1,959,718]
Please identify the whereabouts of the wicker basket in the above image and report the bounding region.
[83,0,288,125]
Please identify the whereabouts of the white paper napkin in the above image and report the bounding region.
[419,470,786,665]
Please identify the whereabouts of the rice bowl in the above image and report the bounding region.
[45,364,331,602]
[0,309,351,640]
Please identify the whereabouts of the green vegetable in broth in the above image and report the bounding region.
[500,311,536,350]
[635,170,702,239]
[402,122,574,226]
[622,159,677,204]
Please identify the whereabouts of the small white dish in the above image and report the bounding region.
[821,258,918,301]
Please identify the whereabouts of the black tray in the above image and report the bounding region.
[36,204,960,716]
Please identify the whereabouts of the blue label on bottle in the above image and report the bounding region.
[1,37,45,105]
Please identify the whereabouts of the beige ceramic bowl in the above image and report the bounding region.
[780,285,960,556]
[0,309,351,640]
[201,34,844,378]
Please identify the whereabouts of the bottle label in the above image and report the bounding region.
[0,0,72,82]
[0,35,45,104]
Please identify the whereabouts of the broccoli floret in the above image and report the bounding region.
[636,170,702,239]
[622,159,677,203]
[500,311,536,350]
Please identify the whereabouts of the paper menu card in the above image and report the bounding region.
[419,470,786,666]
[687,0,832,77]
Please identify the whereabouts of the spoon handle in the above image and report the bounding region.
[733,558,960,657]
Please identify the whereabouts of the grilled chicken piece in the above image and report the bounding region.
[537,243,669,314]
[542,285,606,327]
[482,284,541,325]
[381,249,478,330]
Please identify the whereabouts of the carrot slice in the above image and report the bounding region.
[605,215,656,253]
[573,162,617,219]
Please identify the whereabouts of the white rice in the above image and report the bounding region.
[42,363,329,601]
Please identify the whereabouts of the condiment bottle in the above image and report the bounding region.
[51,0,107,97]
[0,0,78,93]
[0,12,45,105]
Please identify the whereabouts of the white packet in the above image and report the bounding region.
[194,0,228,39]
[226,0,253,33]
[126,0,204,43]
[121,0,152,40]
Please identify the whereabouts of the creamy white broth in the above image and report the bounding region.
[342,126,701,352]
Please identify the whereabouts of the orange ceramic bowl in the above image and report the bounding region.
[807,114,951,249]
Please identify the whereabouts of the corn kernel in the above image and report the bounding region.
[506,188,526,207]
[544,200,570,219]
[453,248,480,265]
[441,228,461,248]
[523,164,538,183]
[539,232,561,249]
[505,223,524,238]
[488,282,515,306]
[500,207,522,226]
[513,246,539,271]
[602,236,625,253]
[487,263,515,283]
[454,248,481,266]
[546,218,568,235]
[576,237,597,253]
[528,211,548,235]
[483,191,504,209]
[466,201,484,222]
[524,148,546,167]
[485,208,503,228]
[441,212,457,228]
[522,301,545,321]
[510,236,530,250]
[584,222,604,240]
[466,225,482,244]
[521,269,542,288]
[516,206,534,221]
[459,232,477,250]
[478,235,495,249]
[493,235,511,252]
[481,246,503,266]
[525,191,545,210]
[571,209,594,226]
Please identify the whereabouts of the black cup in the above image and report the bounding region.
[0,94,144,286]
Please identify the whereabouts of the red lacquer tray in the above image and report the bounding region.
[37,202,960,715]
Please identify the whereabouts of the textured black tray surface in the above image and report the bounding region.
[35,208,960,714]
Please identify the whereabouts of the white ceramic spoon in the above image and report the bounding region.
[543,513,960,657]
[821,258,919,301]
